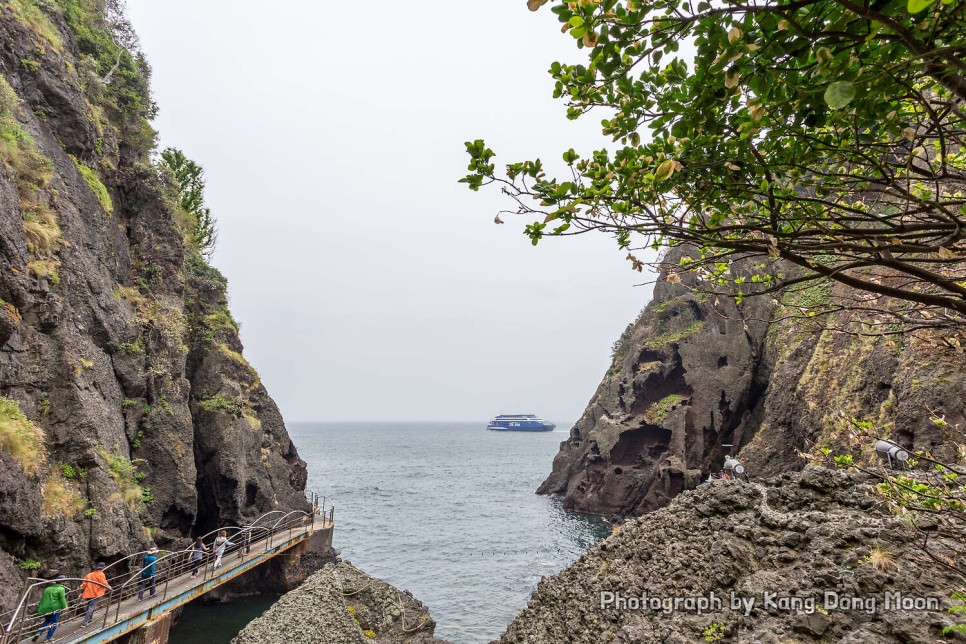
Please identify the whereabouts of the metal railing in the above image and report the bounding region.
[0,493,333,644]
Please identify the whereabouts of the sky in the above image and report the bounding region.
[124,0,655,423]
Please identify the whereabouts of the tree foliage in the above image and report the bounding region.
[160,148,217,258]
[56,0,156,142]
[463,0,966,330]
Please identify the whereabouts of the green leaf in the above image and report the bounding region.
[908,0,936,12]
[824,81,856,109]
[569,16,584,27]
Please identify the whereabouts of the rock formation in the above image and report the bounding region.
[503,467,965,643]
[0,1,311,607]
[539,248,966,517]
[231,561,448,644]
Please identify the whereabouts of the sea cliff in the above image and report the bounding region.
[0,0,312,607]
[539,247,966,517]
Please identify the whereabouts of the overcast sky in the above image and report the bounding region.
[124,0,655,423]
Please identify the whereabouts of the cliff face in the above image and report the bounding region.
[540,249,966,517]
[0,0,309,606]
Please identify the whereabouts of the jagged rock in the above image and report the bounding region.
[501,467,965,643]
[538,248,774,516]
[539,247,966,517]
[231,561,449,644]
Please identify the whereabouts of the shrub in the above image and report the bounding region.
[133,297,187,349]
[199,395,241,416]
[0,397,46,476]
[864,545,898,573]
[159,148,217,257]
[70,155,113,214]
[644,394,686,424]
[242,409,261,431]
[117,339,144,354]
[114,285,146,307]
[703,623,725,644]
[158,397,173,415]
[18,558,41,571]
[97,447,149,510]
[42,470,84,518]
[645,321,706,350]
[55,0,157,150]
[59,463,76,479]
[198,309,237,342]
[26,259,60,286]
[0,77,55,204]
[7,0,63,51]
[22,215,62,255]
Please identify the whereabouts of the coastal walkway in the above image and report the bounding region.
[0,493,334,644]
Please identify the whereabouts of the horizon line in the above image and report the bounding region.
[286,419,572,425]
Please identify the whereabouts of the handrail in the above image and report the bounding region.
[3,577,110,641]
[248,510,289,528]
[269,510,312,532]
[1,496,331,643]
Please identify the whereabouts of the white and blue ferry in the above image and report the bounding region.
[486,414,556,432]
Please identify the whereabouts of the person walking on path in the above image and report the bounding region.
[213,530,234,570]
[31,575,67,641]
[188,537,208,579]
[138,547,160,601]
[79,563,111,627]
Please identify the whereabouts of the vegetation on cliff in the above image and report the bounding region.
[0,0,311,603]
[0,396,45,476]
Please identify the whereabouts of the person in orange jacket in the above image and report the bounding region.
[80,562,112,627]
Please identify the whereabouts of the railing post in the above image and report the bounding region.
[102,590,113,630]
[15,586,31,643]
[162,561,170,601]
[9,578,28,643]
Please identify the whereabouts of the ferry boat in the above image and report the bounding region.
[486,414,556,432]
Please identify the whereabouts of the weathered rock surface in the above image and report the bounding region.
[232,561,448,644]
[0,2,312,606]
[503,467,965,643]
[540,248,966,517]
[538,249,774,516]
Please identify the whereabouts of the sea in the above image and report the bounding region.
[171,422,609,643]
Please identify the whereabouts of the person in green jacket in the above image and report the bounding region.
[31,575,67,642]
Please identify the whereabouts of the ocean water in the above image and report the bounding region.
[172,422,608,643]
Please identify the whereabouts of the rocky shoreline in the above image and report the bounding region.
[231,560,448,644]
[501,467,964,643]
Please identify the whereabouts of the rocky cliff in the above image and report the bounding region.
[503,467,965,643]
[0,0,310,607]
[539,248,966,517]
